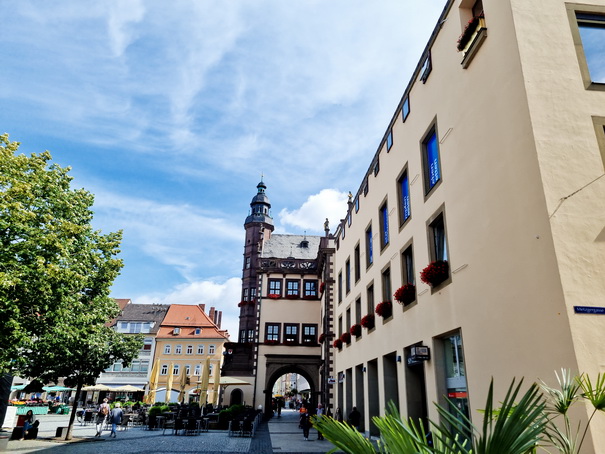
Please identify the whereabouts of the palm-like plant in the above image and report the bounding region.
[541,369,605,454]
[313,379,545,454]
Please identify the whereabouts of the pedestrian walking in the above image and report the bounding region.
[315,403,325,440]
[348,406,361,431]
[95,398,110,437]
[299,406,311,441]
[109,402,123,438]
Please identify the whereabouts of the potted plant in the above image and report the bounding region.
[360,314,375,330]
[420,260,449,287]
[457,12,485,51]
[394,284,416,305]
[340,332,351,344]
[375,301,393,318]
[350,324,362,337]
[333,339,343,349]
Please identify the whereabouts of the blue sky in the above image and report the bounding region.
[2,0,445,337]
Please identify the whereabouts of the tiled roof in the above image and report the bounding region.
[158,304,229,340]
[262,234,321,260]
[115,304,169,334]
[114,299,131,310]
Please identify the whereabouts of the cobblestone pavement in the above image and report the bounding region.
[1,408,340,453]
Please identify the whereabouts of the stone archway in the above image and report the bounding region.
[263,354,321,417]
[230,388,243,406]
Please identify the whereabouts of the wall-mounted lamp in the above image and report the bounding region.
[396,355,402,363]
[362,367,367,373]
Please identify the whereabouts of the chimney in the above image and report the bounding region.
[216,311,222,329]
[209,306,216,324]
[199,304,206,313]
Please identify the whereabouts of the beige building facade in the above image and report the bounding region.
[330,0,605,450]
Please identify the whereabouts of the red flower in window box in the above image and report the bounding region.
[319,333,326,343]
[375,301,393,318]
[267,294,280,299]
[333,339,343,349]
[264,339,279,345]
[349,324,362,337]
[285,294,299,300]
[320,282,326,294]
[360,314,375,329]
[420,260,449,287]
[340,332,351,344]
[457,12,485,51]
[238,300,255,307]
[394,284,416,305]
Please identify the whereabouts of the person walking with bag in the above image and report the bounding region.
[95,398,110,437]
[109,402,123,438]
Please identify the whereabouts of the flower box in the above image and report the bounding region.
[350,324,362,337]
[267,294,280,299]
[320,282,326,294]
[318,333,326,343]
[394,284,416,305]
[333,339,343,349]
[360,314,375,330]
[237,301,254,307]
[285,294,299,299]
[420,260,449,287]
[340,332,351,344]
[375,301,393,318]
[264,339,279,345]
[457,13,485,52]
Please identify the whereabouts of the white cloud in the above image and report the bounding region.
[133,277,241,340]
[279,189,349,234]
[106,0,145,57]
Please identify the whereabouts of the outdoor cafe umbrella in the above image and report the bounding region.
[81,384,115,392]
[198,358,211,407]
[112,385,145,393]
[165,362,174,403]
[177,370,188,403]
[145,359,160,404]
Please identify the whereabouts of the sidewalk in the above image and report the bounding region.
[1,408,339,453]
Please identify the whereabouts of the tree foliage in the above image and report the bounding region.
[0,133,141,380]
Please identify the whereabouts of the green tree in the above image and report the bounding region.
[0,134,142,439]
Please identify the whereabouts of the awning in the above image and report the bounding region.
[43,386,75,392]
[111,385,145,393]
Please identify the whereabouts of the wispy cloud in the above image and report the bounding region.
[279,189,349,234]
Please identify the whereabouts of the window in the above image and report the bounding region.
[175,345,182,355]
[429,211,449,263]
[345,258,351,294]
[401,245,415,286]
[284,324,299,343]
[382,267,392,302]
[266,324,280,342]
[355,297,362,324]
[338,271,343,303]
[367,283,375,314]
[250,288,256,301]
[239,330,246,343]
[363,180,369,197]
[387,130,393,151]
[268,279,282,296]
[247,329,255,342]
[185,364,191,375]
[355,197,359,213]
[302,324,317,344]
[354,244,361,282]
[303,280,318,297]
[243,288,249,301]
[286,280,300,297]
[186,345,193,355]
[164,344,171,355]
[194,328,201,335]
[245,256,251,269]
[346,308,351,332]
[420,51,432,83]
[209,345,215,355]
[379,202,389,249]
[197,344,204,355]
[140,360,149,372]
[209,364,214,376]
[161,364,168,375]
[398,169,411,225]
[112,362,123,372]
[569,6,605,88]
[338,316,343,337]
[366,225,373,268]
[422,125,441,194]
[402,96,410,122]
[373,159,380,176]
[342,223,346,239]
[173,364,180,375]
[142,338,152,351]
[593,117,605,165]
[194,364,201,376]
[348,212,352,227]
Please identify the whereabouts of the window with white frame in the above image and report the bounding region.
[194,364,201,376]
[209,345,215,355]
[173,364,180,375]
[175,345,182,355]
[161,364,168,375]
[186,345,193,355]
[164,344,171,354]
[197,344,204,354]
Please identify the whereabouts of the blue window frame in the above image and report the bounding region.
[387,130,393,151]
[366,226,373,267]
[399,171,411,224]
[423,127,441,194]
[380,203,389,249]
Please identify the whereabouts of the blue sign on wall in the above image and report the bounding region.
[574,306,605,315]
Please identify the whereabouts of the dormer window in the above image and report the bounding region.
[300,240,309,248]
[195,328,201,335]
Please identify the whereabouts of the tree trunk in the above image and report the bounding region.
[65,379,82,441]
